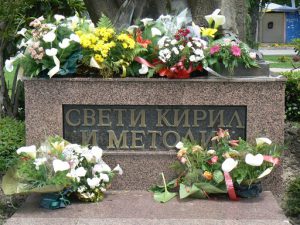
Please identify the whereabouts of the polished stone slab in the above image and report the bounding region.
[5,191,290,225]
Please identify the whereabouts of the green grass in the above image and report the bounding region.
[263,55,300,68]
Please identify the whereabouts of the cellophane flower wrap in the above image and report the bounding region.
[2,136,122,203]
[151,129,282,202]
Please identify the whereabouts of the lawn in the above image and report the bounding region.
[263,55,300,68]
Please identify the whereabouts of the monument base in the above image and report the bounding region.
[5,191,289,225]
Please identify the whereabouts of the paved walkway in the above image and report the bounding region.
[259,48,296,56]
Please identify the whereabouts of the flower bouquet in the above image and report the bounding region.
[2,136,122,208]
[151,129,281,202]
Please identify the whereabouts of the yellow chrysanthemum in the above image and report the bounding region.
[95,54,104,63]
[201,27,218,38]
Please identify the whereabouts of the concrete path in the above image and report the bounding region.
[5,191,290,225]
[259,48,296,56]
[270,68,300,73]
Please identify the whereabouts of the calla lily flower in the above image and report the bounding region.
[256,137,272,146]
[175,141,184,150]
[87,177,101,189]
[45,48,58,57]
[59,38,70,49]
[17,39,27,49]
[151,27,162,37]
[140,18,153,26]
[16,145,37,159]
[48,55,60,78]
[205,9,226,29]
[100,173,109,182]
[258,167,273,179]
[53,159,70,173]
[17,28,27,37]
[93,160,111,175]
[222,158,238,173]
[127,25,139,34]
[70,34,80,43]
[75,167,87,177]
[113,164,123,175]
[5,58,15,72]
[90,146,103,162]
[205,9,221,25]
[245,153,264,166]
[54,14,65,22]
[138,64,148,75]
[43,31,56,43]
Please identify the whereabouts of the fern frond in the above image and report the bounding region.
[97,14,114,29]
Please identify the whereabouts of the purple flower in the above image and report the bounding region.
[210,45,220,55]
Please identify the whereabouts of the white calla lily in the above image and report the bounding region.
[256,137,272,146]
[43,31,56,43]
[17,39,27,49]
[75,167,87,177]
[222,158,238,173]
[70,34,80,43]
[140,18,153,26]
[45,48,58,56]
[213,15,226,28]
[175,141,184,150]
[54,14,65,22]
[151,27,162,37]
[87,177,101,189]
[138,64,148,75]
[127,25,139,34]
[113,164,123,175]
[59,38,70,49]
[258,167,273,179]
[100,173,110,182]
[17,28,27,37]
[245,153,264,166]
[5,58,15,72]
[90,57,100,69]
[90,146,103,162]
[93,160,111,175]
[16,145,37,159]
[205,9,221,25]
[48,55,60,78]
[53,159,70,173]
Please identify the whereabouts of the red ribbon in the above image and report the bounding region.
[263,156,280,166]
[224,172,238,201]
[134,57,155,68]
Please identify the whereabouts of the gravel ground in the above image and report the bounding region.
[0,122,299,224]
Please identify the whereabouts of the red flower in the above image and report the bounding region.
[210,45,220,55]
[231,45,241,57]
[136,30,151,48]
[208,156,219,165]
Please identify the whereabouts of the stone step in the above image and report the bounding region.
[5,191,290,225]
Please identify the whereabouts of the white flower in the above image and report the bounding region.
[5,58,15,72]
[194,49,204,56]
[207,149,216,155]
[43,31,56,43]
[45,48,58,56]
[33,157,47,170]
[100,173,110,182]
[127,25,139,34]
[16,145,36,158]
[257,167,273,179]
[179,45,184,51]
[171,40,177,45]
[87,177,101,189]
[93,160,111,175]
[113,164,123,175]
[158,15,172,21]
[151,27,162,37]
[139,64,148,75]
[48,55,60,78]
[245,153,264,167]
[256,138,272,146]
[17,39,27,49]
[53,159,70,173]
[17,28,27,37]
[37,16,44,21]
[90,57,100,69]
[63,144,82,154]
[140,18,153,26]
[70,34,80,43]
[77,186,87,193]
[205,9,224,27]
[249,52,256,59]
[91,146,103,162]
[82,151,93,162]
[172,47,179,55]
[158,36,168,49]
[187,42,193,48]
[189,55,196,62]
[175,142,184,150]
[213,15,226,29]
[76,167,87,177]
[59,38,70,49]
[222,158,238,173]
[54,14,65,22]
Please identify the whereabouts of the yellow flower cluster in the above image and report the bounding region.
[77,28,117,64]
[201,27,218,38]
[117,33,135,49]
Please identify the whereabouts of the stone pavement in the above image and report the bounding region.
[5,191,290,225]
[259,48,296,56]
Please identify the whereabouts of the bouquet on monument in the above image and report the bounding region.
[2,136,122,206]
[151,129,282,203]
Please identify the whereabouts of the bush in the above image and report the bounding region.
[0,117,25,173]
[282,72,300,121]
[284,176,300,217]
[292,38,300,56]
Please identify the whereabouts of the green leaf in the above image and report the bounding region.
[213,170,224,184]
[97,14,114,28]
[194,182,227,194]
[153,190,177,203]
[149,179,177,193]
[179,183,200,199]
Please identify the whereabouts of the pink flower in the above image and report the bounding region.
[231,45,241,57]
[208,156,218,165]
[210,45,220,55]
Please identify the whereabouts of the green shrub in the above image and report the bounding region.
[284,176,300,217]
[282,71,300,121]
[0,117,25,173]
[292,38,300,56]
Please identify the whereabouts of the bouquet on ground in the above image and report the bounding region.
[2,136,122,205]
[151,129,281,203]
